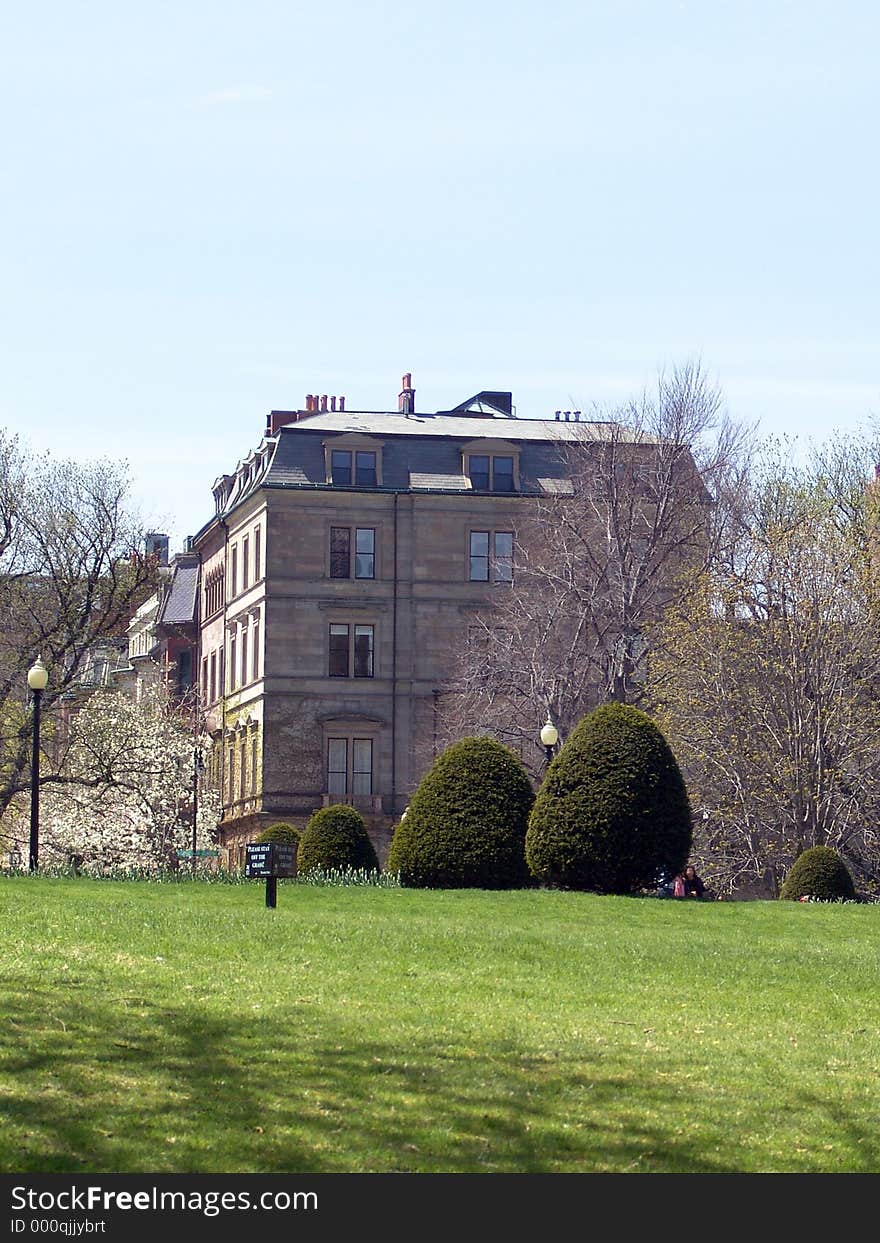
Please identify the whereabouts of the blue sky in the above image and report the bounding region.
[1,1,877,550]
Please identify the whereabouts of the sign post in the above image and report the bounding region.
[244,842,298,908]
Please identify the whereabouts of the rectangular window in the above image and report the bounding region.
[254,526,261,581]
[352,739,373,795]
[328,738,347,796]
[492,456,514,492]
[330,527,375,579]
[353,625,374,677]
[468,455,490,490]
[469,531,489,581]
[331,450,352,485]
[355,528,375,579]
[251,733,259,796]
[494,531,514,581]
[330,527,351,578]
[231,546,238,597]
[252,613,260,681]
[327,737,373,797]
[468,454,516,492]
[469,530,513,582]
[240,627,249,686]
[239,740,247,803]
[209,653,216,704]
[229,633,237,691]
[328,623,375,678]
[201,656,208,702]
[242,536,250,591]
[227,745,235,805]
[329,624,350,677]
[355,451,377,486]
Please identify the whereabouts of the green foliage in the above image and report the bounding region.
[4,878,880,1174]
[779,846,856,901]
[387,736,534,889]
[255,823,301,847]
[297,804,378,875]
[526,702,692,894]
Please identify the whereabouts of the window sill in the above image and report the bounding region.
[322,793,384,813]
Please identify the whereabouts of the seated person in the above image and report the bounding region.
[683,864,705,898]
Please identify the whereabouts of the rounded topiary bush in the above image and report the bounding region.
[525,702,692,894]
[387,736,534,889]
[297,804,379,875]
[255,823,301,847]
[779,845,856,901]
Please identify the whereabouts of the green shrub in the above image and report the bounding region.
[387,736,534,889]
[254,823,301,847]
[779,846,856,901]
[525,702,692,894]
[297,805,378,875]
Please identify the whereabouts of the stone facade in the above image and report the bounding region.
[192,380,663,867]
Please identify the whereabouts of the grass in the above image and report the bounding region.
[1,876,878,1173]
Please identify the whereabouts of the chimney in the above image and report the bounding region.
[305,394,314,412]
[554,410,561,421]
[564,411,570,422]
[268,410,300,435]
[574,411,580,422]
[330,396,337,412]
[339,395,345,411]
[399,372,415,415]
[321,394,328,412]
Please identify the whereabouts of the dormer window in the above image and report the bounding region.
[331,450,352,485]
[492,456,514,492]
[463,445,519,493]
[325,436,383,487]
[356,451,377,486]
[468,455,490,490]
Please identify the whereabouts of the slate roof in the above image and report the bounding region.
[269,410,634,443]
[409,471,470,491]
[157,558,199,626]
[198,404,664,533]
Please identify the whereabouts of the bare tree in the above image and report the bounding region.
[439,361,753,776]
[0,434,158,817]
[651,434,880,894]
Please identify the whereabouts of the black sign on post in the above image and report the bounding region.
[245,842,298,908]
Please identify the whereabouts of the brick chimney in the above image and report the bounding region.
[399,372,415,415]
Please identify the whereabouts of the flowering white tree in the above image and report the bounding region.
[0,434,158,817]
[35,688,221,872]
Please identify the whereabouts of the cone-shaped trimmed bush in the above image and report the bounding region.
[779,845,855,901]
[255,823,300,847]
[526,703,692,893]
[387,736,534,888]
[297,804,378,874]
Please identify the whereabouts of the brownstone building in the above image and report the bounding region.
[193,375,652,865]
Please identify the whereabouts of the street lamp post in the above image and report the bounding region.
[27,657,49,872]
[540,713,559,770]
[192,745,206,875]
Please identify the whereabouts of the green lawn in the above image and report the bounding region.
[1,877,878,1173]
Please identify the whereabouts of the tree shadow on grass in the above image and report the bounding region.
[1,981,875,1174]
